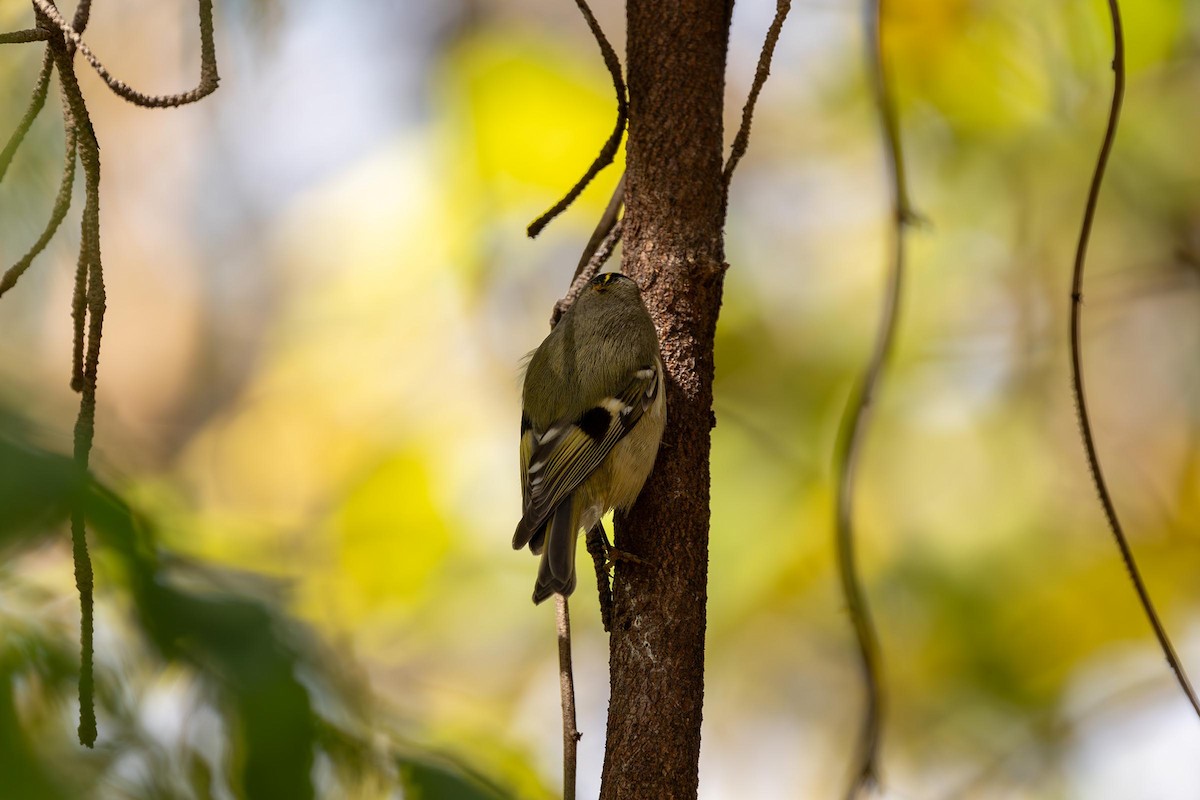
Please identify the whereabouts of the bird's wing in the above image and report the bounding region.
[512,362,660,549]
[519,412,534,512]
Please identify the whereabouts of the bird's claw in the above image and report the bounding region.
[603,546,647,572]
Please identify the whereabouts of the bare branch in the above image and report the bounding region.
[555,595,580,800]
[0,51,53,183]
[573,173,625,285]
[1068,0,1200,719]
[0,27,52,43]
[72,0,94,35]
[550,174,625,327]
[834,1,913,795]
[526,0,626,238]
[721,0,791,213]
[32,0,219,108]
[550,219,623,329]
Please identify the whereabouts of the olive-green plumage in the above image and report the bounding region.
[514,272,666,604]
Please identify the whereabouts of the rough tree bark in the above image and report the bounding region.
[600,2,731,798]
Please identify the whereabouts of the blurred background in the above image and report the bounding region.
[2,0,1200,797]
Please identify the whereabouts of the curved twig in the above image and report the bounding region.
[0,126,77,297]
[1069,0,1200,718]
[722,0,791,214]
[834,1,912,796]
[526,0,626,238]
[32,0,219,108]
[555,594,580,800]
[0,51,53,183]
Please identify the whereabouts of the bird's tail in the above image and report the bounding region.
[532,499,579,604]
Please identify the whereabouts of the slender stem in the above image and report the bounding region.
[32,0,219,108]
[0,51,53,184]
[72,0,95,35]
[721,0,792,214]
[834,1,911,795]
[0,125,77,297]
[0,28,52,44]
[551,220,624,329]
[555,594,579,800]
[550,175,626,328]
[574,173,625,282]
[527,0,626,238]
[1068,0,1200,719]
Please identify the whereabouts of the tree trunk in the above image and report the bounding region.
[600,2,731,798]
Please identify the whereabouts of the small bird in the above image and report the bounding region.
[514,272,666,604]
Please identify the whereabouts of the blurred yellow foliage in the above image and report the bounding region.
[330,453,450,620]
[882,0,1053,134]
[438,29,625,220]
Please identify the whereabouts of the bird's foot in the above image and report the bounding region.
[603,546,647,572]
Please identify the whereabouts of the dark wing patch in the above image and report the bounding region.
[577,406,611,442]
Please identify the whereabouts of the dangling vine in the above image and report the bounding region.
[0,0,220,747]
[1067,0,1200,719]
[832,1,913,796]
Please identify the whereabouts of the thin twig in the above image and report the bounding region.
[555,219,623,324]
[0,27,52,43]
[834,2,912,796]
[32,0,219,108]
[0,126,77,297]
[586,524,614,633]
[555,594,580,800]
[550,175,626,327]
[573,174,625,286]
[545,176,620,795]
[1068,0,1200,719]
[721,0,791,214]
[71,0,94,35]
[0,50,53,183]
[526,0,626,238]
